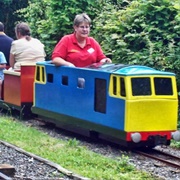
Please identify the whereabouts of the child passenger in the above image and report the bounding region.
[0,51,6,99]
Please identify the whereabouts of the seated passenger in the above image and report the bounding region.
[0,52,6,99]
[52,13,112,67]
[9,22,46,71]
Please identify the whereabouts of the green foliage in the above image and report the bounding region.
[66,138,80,147]
[117,155,134,172]
[0,0,28,38]
[92,0,180,90]
[16,0,180,91]
[17,0,51,56]
[0,0,12,4]
[18,0,102,59]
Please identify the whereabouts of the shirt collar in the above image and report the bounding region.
[0,32,5,35]
[72,33,90,45]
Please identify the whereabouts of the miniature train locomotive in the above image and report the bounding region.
[0,61,180,148]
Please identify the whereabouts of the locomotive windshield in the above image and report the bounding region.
[131,77,151,96]
[154,77,173,95]
[109,74,175,98]
[131,77,173,96]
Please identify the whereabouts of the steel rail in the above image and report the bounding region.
[134,149,180,169]
[0,172,12,180]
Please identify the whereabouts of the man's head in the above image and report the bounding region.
[0,22,4,32]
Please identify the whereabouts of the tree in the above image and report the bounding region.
[18,0,102,58]
[0,0,28,38]
[92,0,180,85]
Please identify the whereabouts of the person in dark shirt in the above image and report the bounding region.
[0,22,13,66]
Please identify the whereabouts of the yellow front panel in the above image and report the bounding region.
[125,99,178,132]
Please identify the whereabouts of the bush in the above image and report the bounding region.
[18,0,180,91]
[18,0,102,59]
[92,0,180,90]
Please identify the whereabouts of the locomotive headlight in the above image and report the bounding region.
[131,133,141,143]
[172,131,180,141]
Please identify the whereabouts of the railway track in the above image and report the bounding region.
[0,140,90,180]
[0,171,13,180]
[134,148,180,169]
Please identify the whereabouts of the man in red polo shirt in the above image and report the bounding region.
[52,13,111,67]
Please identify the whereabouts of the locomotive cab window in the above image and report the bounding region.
[120,78,126,97]
[131,77,151,96]
[109,75,126,97]
[62,75,68,86]
[35,66,45,83]
[36,66,40,81]
[47,73,53,83]
[154,77,173,95]
[77,78,85,89]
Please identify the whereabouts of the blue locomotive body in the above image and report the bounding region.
[32,62,127,143]
[31,61,180,148]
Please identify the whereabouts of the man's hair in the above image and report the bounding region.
[0,22,4,32]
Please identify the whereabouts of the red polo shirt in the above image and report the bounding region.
[52,33,106,67]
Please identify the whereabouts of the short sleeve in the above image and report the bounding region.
[0,52,7,64]
[52,35,69,60]
[10,41,16,55]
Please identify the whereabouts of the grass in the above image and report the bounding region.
[0,116,156,180]
[170,139,180,148]
[171,117,180,148]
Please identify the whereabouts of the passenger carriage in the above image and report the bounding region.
[0,64,36,118]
